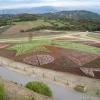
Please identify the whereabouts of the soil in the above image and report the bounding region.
[45,45,99,66]
[0,49,16,59]
[0,45,100,79]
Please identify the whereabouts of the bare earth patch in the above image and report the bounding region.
[54,37,80,41]
[45,45,99,66]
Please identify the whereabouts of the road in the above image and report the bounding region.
[0,66,99,100]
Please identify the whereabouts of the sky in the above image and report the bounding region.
[0,0,100,13]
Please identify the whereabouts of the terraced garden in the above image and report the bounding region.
[0,28,100,79]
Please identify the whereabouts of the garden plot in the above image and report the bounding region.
[0,49,16,59]
[63,50,99,66]
[0,31,100,79]
[23,54,54,66]
[0,43,10,49]
[82,58,100,68]
[80,67,100,78]
[45,45,99,66]
[87,33,100,40]
[79,41,100,48]
[54,37,80,41]
[8,40,52,56]
[52,41,100,55]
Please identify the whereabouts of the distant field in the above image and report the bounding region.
[0,25,11,33]
[0,20,53,39]
[4,20,52,34]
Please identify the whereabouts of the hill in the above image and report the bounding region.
[0,10,100,22]
[42,10,100,22]
[0,10,100,31]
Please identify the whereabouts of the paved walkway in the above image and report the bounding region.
[0,66,99,100]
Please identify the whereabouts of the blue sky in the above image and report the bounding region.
[0,0,100,13]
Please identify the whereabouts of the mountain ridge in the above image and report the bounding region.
[41,10,100,22]
[0,9,100,23]
[0,6,58,14]
[0,6,100,15]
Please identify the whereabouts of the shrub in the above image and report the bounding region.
[26,81,52,97]
[0,81,5,100]
[20,30,25,33]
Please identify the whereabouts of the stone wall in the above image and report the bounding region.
[0,56,100,96]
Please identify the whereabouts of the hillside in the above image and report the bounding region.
[42,10,100,22]
[0,10,100,21]
[0,10,100,32]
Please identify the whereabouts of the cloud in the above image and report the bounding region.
[0,0,100,10]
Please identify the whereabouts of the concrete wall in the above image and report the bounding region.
[0,56,100,96]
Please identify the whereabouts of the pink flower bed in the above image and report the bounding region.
[23,54,54,66]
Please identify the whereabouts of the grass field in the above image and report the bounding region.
[53,41,100,54]
[6,20,52,33]
[8,39,52,55]
[87,33,100,41]
[6,30,100,55]
[0,20,53,39]
[7,37,100,55]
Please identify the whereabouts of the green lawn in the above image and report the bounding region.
[7,36,100,55]
[87,34,100,41]
[53,41,100,54]
[8,39,52,55]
